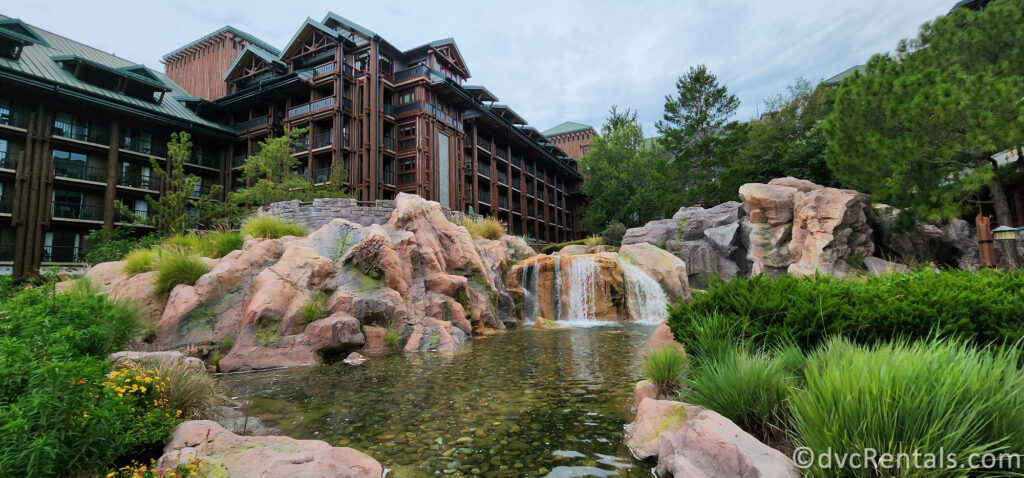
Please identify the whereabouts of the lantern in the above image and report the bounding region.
[992,226,1018,241]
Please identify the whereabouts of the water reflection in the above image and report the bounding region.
[220,324,656,477]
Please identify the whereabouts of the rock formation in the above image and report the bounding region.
[86,193,532,372]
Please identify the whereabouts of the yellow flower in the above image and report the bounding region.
[107,472,116,477]
[83,412,89,418]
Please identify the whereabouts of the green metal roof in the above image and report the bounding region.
[223,43,286,81]
[162,26,279,61]
[321,12,376,39]
[0,15,234,135]
[822,64,866,87]
[280,17,341,59]
[0,18,50,47]
[403,37,470,77]
[541,121,595,138]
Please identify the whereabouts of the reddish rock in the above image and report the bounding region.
[109,350,206,370]
[641,322,686,358]
[361,326,388,351]
[619,242,691,303]
[625,398,700,459]
[343,352,367,365]
[631,380,659,412]
[157,420,383,477]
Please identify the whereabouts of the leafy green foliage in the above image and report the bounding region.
[83,228,162,264]
[242,214,308,239]
[581,107,678,231]
[600,221,627,247]
[153,251,210,295]
[301,290,330,325]
[541,238,589,254]
[791,338,1024,477]
[825,0,1024,225]
[667,269,1024,352]
[643,346,688,397]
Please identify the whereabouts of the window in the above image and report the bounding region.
[398,90,416,105]
[399,125,416,138]
[0,139,7,164]
[355,52,369,72]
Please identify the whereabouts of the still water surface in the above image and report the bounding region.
[220,323,656,477]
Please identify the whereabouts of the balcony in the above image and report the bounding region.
[232,116,269,132]
[288,97,336,118]
[0,243,11,261]
[476,135,491,151]
[477,161,490,178]
[53,122,108,145]
[0,150,15,170]
[313,131,333,149]
[498,195,509,210]
[479,190,491,205]
[232,153,247,168]
[0,105,29,129]
[343,132,351,149]
[311,167,332,184]
[42,245,83,263]
[121,139,167,157]
[496,148,507,161]
[511,154,522,169]
[0,194,11,214]
[382,136,395,151]
[526,182,535,196]
[383,103,395,116]
[497,170,508,185]
[52,201,103,221]
[383,168,395,185]
[118,172,161,191]
[343,64,354,76]
[54,160,106,183]
[314,62,336,76]
[394,103,419,115]
[190,184,212,198]
[294,135,310,153]
[512,201,521,214]
[342,97,353,111]
[188,152,219,169]
[116,207,150,223]
[394,64,430,82]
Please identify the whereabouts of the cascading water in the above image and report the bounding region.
[521,261,540,324]
[619,260,669,324]
[562,256,601,323]
[552,256,562,321]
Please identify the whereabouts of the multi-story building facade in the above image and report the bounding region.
[0,13,584,279]
[542,121,596,161]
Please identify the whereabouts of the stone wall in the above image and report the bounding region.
[258,197,461,229]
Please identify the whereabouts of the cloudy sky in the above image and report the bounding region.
[9,0,952,134]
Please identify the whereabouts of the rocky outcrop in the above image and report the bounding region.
[872,204,980,270]
[157,420,383,477]
[508,253,627,321]
[785,183,874,277]
[109,351,206,371]
[619,242,690,303]
[90,193,535,372]
[626,398,798,478]
[640,322,686,357]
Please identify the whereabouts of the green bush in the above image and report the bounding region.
[83,228,162,264]
[643,346,688,397]
[384,329,401,348]
[600,221,627,247]
[301,290,330,325]
[242,214,308,239]
[204,230,244,258]
[153,251,210,295]
[791,338,1024,477]
[122,248,158,275]
[667,269,1024,352]
[164,231,205,253]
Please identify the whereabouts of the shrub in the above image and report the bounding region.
[164,231,204,253]
[667,269,1024,352]
[204,230,244,258]
[583,235,604,247]
[242,214,307,239]
[301,290,330,325]
[153,251,210,295]
[600,221,627,247]
[643,346,688,397]
[685,345,796,446]
[122,248,158,275]
[461,216,506,240]
[83,228,162,264]
[152,359,220,420]
[384,329,400,348]
[791,338,1024,477]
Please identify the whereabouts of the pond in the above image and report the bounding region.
[220,323,656,477]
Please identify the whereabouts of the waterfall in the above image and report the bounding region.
[552,256,562,321]
[620,260,669,324]
[521,261,539,324]
[562,256,600,323]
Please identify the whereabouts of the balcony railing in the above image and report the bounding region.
[0,106,29,128]
[479,190,491,204]
[527,182,535,196]
[311,167,332,184]
[118,172,161,190]
[496,148,507,160]
[511,154,522,168]
[0,194,12,214]
[288,97,336,118]
[477,161,490,178]
[512,201,521,214]
[394,103,419,115]
[188,152,219,169]
[232,153,247,168]
[510,175,520,190]
[121,139,167,157]
[0,150,15,170]
[116,208,150,223]
[383,168,395,185]
[54,160,107,183]
[53,122,108,145]
[343,64,354,76]
[394,65,430,82]
[342,97,353,111]
[190,184,212,198]
[383,136,395,151]
[383,103,395,116]
[294,135,310,153]
[0,243,12,261]
[538,188,545,201]
[232,116,269,132]
[497,170,508,185]
[498,196,509,209]
[52,201,104,221]
[343,132,351,148]
[314,62,336,76]
[42,245,83,263]
[313,131,333,149]
[476,136,491,151]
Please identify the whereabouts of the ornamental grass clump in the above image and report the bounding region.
[153,250,210,295]
[790,337,1024,478]
[643,346,688,397]
[152,359,220,420]
[384,329,401,348]
[301,290,331,325]
[204,230,244,258]
[122,248,158,275]
[242,213,307,239]
[461,215,506,240]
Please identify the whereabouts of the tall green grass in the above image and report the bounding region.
[460,215,506,240]
[300,290,330,325]
[643,346,688,397]
[791,338,1024,477]
[122,248,157,275]
[242,214,308,239]
[153,251,210,295]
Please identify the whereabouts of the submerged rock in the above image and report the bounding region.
[343,352,367,366]
[157,420,383,477]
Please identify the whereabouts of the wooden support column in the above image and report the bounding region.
[103,119,121,231]
[471,121,479,211]
[12,106,53,282]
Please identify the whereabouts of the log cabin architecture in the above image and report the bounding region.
[542,121,596,161]
[0,13,585,279]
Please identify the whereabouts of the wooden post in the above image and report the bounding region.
[977,214,996,267]
[103,119,121,231]
[13,106,53,282]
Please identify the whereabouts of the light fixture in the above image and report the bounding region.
[992,225,1018,241]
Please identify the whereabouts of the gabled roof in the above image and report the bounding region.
[822,64,865,87]
[404,37,470,77]
[162,26,278,61]
[542,121,595,138]
[464,85,497,102]
[0,18,50,47]
[489,104,526,125]
[280,17,342,59]
[321,12,376,39]
[223,44,286,81]
[0,15,233,135]
[52,54,171,91]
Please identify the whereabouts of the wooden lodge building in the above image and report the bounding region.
[0,13,585,278]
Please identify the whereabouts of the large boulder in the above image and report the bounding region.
[739,182,800,276]
[626,399,798,477]
[871,204,980,269]
[787,187,874,278]
[619,242,690,303]
[157,420,383,477]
